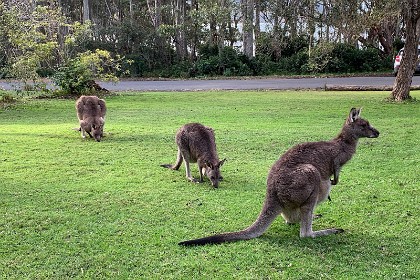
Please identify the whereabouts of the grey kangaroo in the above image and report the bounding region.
[161,123,226,188]
[75,95,107,142]
[179,108,379,245]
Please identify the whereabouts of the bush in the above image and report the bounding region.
[305,43,389,74]
[281,35,310,57]
[198,44,219,60]
[193,45,253,76]
[253,54,278,75]
[195,55,221,76]
[53,49,125,94]
[123,54,147,77]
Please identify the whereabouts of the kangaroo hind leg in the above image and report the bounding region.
[299,200,344,238]
[180,150,198,183]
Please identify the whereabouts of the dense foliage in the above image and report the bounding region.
[0,0,402,90]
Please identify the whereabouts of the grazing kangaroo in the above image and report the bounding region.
[179,108,379,245]
[161,123,226,188]
[75,95,107,142]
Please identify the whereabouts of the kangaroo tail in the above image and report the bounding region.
[179,197,282,246]
[161,149,183,170]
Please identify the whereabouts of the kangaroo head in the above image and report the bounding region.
[91,118,104,142]
[345,108,379,139]
[204,159,226,188]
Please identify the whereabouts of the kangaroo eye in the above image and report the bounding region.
[210,176,215,180]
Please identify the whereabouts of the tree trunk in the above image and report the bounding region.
[83,0,90,23]
[242,0,254,58]
[254,0,260,45]
[218,0,227,54]
[209,17,217,46]
[391,1,420,101]
[174,0,188,60]
[190,0,199,61]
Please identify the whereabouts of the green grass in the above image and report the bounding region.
[0,90,419,279]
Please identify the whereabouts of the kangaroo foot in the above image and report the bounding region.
[188,177,200,183]
[301,228,344,238]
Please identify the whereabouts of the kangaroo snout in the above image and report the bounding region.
[369,127,380,138]
[211,180,219,188]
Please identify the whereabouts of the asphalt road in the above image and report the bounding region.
[2,76,420,91]
[99,76,405,91]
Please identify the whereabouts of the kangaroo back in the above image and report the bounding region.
[179,108,379,245]
[76,95,106,120]
[176,123,217,161]
[75,95,107,142]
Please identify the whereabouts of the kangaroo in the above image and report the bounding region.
[161,123,226,188]
[179,108,379,245]
[75,95,107,142]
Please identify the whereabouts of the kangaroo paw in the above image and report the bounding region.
[313,214,323,220]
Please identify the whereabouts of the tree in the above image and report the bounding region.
[174,0,188,60]
[357,1,400,56]
[0,2,65,80]
[0,1,123,93]
[391,0,420,101]
[242,0,255,58]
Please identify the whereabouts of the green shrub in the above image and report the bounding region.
[253,54,278,75]
[123,54,146,77]
[305,43,388,74]
[198,44,219,60]
[281,35,310,57]
[193,46,253,76]
[195,55,221,76]
[53,49,125,94]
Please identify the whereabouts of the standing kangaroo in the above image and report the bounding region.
[161,123,226,188]
[179,108,379,245]
[75,95,107,142]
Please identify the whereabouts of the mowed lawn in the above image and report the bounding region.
[0,90,418,279]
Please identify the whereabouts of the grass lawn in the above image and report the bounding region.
[0,90,419,279]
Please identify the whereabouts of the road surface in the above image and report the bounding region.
[1,76,420,91]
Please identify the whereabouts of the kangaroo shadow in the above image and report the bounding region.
[257,225,416,277]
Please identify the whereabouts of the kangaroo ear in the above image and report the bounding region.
[218,158,226,167]
[205,161,214,169]
[348,108,361,123]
